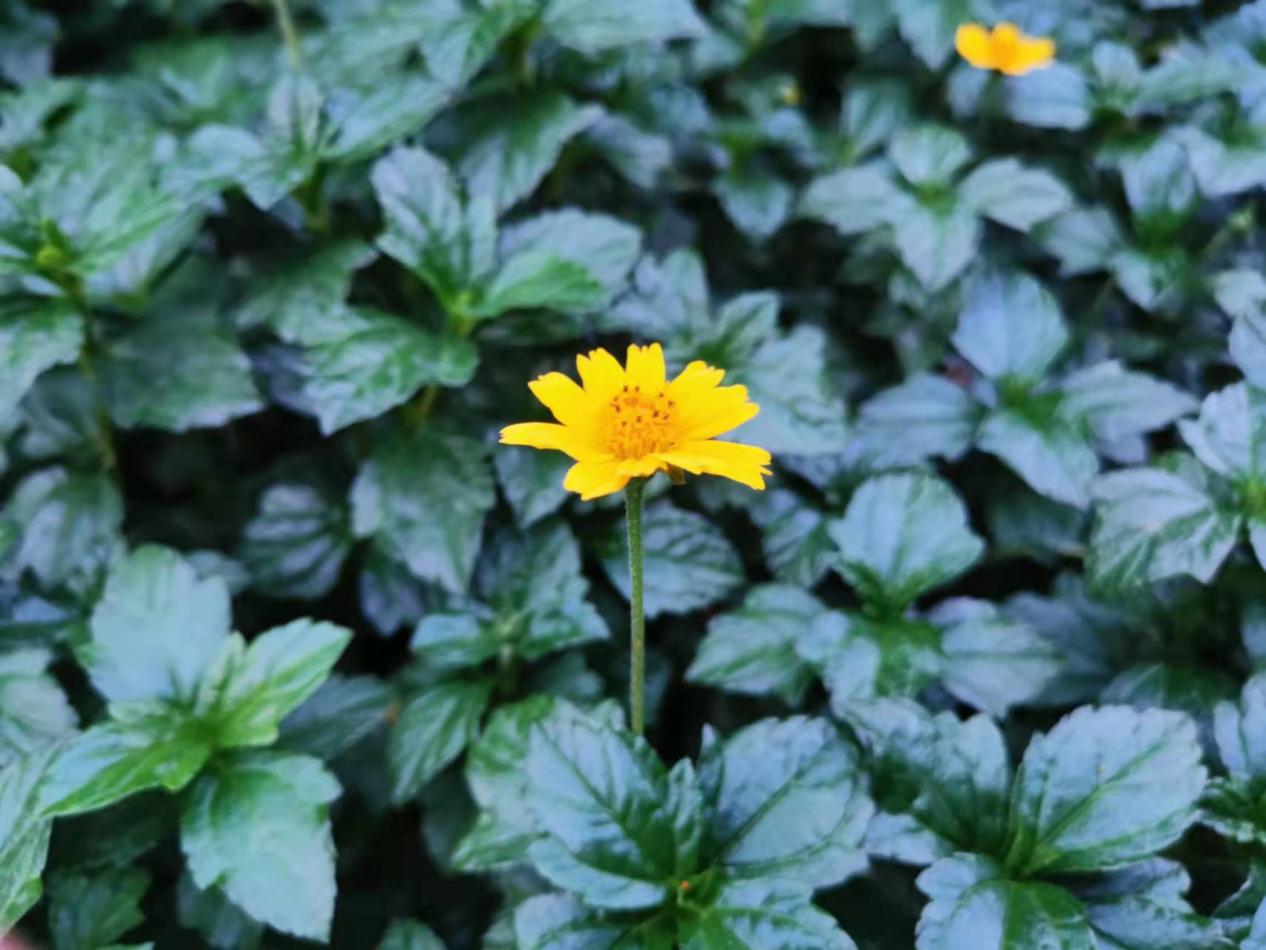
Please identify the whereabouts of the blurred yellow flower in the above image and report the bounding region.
[955,22,1055,76]
[500,343,772,500]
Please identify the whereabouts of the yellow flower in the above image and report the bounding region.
[955,22,1055,76]
[500,343,772,501]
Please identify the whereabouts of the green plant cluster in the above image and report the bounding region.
[7,0,1266,947]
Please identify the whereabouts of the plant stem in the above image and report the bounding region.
[270,0,302,68]
[625,479,646,736]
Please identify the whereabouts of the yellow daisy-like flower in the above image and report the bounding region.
[955,22,1055,76]
[500,343,772,501]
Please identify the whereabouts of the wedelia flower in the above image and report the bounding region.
[955,22,1055,76]
[500,343,772,500]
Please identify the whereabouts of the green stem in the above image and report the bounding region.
[270,0,302,68]
[625,479,646,736]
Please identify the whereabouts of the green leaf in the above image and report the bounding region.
[378,919,445,950]
[686,585,821,704]
[0,648,75,768]
[1181,126,1266,198]
[888,125,972,187]
[101,304,261,432]
[279,674,392,760]
[846,374,978,471]
[351,429,495,594]
[952,271,1068,383]
[323,73,449,163]
[1178,382,1266,482]
[830,473,984,612]
[496,447,570,528]
[845,698,1010,862]
[300,306,477,432]
[1007,706,1206,876]
[193,619,351,749]
[597,501,743,618]
[47,867,149,950]
[236,241,372,345]
[698,716,872,889]
[916,854,1095,950]
[372,146,493,302]
[513,894,675,949]
[480,209,641,318]
[977,407,1099,509]
[682,880,856,949]
[738,326,849,456]
[1215,672,1266,784]
[0,748,53,934]
[40,704,213,816]
[544,0,705,54]
[454,93,604,213]
[1059,361,1196,444]
[181,751,340,942]
[0,297,83,425]
[1,467,121,590]
[526,709,702,909]
[892,200,980,292]
[1005,65,1092,130]
[716,164,795,241]
[239,483,352,601]
[750,489,837,588]
[799,163,910,235]
[176,875,263,950]
[1088,464,1241,590]
[81,545,230,704]
[389,677,493,801]
[934,600,1063,717]
[959,159,1073,232]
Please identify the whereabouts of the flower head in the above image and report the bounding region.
[500,343,772,500]
[955,22,1055,76]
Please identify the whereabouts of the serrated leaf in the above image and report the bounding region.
[750,489,836,588]
[799,162,910,235]
[686,585,821,704]
[846,374,978,471]
[454,93,604,213]
[48,867,149,950]
[279,674,392,760]
[1178,382,1266,481]
[1,467,121,590]
[830,473,984,612]
[389,677,493,801]
[953,271,1068,383]
[544,0,705,54]
[681,879,856,949]
[513,894,675,950]
[351,429,495,594]
[1007,706,1206,876]
[378,919,445,950]
[81,545,230,704]
[526,709,701,908]
[193,619,351,749]
[239,483,352,600]
[0,748,53,934]
[916,854,1095,950]
[597,502,743,618]
[300,306,477,432]
[959,159,1072,232]
[698,716,872,889]
[176,875,263,950]
[738,325,849,455]
[0,648,75,768]
[892,200,980,292]
[181,751,340,942]
[978,407,1099,509]
[1059,361,1196,444]
[40,705,213,816]
[0,297,83,425]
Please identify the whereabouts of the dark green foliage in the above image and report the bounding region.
[6,0,1266,947]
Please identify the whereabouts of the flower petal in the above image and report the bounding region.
[655,439,772,490]
[677,387,760,441]
[577,347,625,403]
[955,23,997,69]
[625,343,667,391]
[499,422,611,462]
[529,371,596,429]
[563,459,630,500]
[1001,36,1055,75]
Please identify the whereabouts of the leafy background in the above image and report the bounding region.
[6,0,1266,947]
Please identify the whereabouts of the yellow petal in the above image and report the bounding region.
[624,343,667,391]
[955,22,997,69]
[563,459,630,500]
[499,422,610,462]
[1000,36,1055,75]
[528,371,595,429]
[654,439,772,491]
[677,387,759,441]
[669,360,726,400]
[616,456,667,479]
[576,348,625,403]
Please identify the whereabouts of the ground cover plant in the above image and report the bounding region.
[8,0,1266,947]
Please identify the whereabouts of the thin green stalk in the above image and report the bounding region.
[270,0,302,68]
[625,479,647,736]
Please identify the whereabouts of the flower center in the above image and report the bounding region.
[603,384,678,459]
